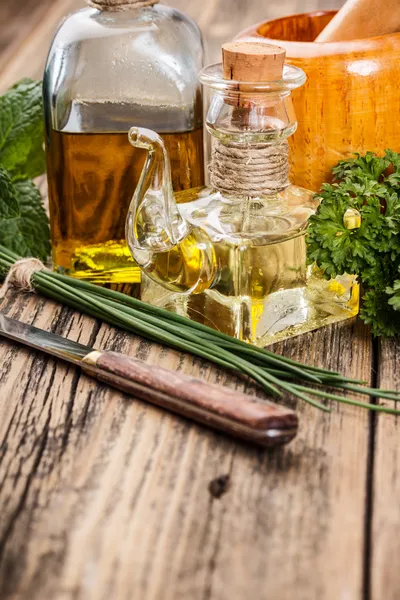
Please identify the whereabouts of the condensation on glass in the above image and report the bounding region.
[43,2,204,284]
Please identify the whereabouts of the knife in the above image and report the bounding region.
[0,314,298,447]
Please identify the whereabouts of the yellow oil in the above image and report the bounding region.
[46,128,204,284]
[144,229,216,294]
[139,186,359,346]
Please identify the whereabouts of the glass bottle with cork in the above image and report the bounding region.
[125,41,359,346]
[43,0,204,286]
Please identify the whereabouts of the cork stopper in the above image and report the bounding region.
[222,42,286,82]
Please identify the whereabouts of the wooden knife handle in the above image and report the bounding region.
[82,351,298,447]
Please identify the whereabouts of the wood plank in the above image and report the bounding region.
[370,338,400,600]
[0,0,84,92]
[0,0,346,92]
[0,1,371,600]
[0,289,374,600]
[0,0,55,75]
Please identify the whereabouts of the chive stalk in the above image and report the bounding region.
[0,244,398,415]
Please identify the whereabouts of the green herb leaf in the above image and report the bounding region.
[0,179,50,261]
[307,149,400,337]
[0,79,45,181]
[0,166,19,219]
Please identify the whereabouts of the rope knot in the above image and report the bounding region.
[0,258,47,299]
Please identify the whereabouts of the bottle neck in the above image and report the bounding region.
[209,139,290,198]
[87,0,159,10]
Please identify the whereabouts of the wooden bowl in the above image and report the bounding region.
[237,12,400,191]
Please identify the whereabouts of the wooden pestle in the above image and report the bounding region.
[316,0,400,42]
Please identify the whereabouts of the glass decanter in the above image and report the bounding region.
[43,0,204,284]
[126,42,359,346]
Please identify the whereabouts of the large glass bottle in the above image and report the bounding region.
[126,42,359,346]
[43,0,204,284]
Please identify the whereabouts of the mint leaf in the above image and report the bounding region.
[0,166,19,219]
[0,179,50,261]
[0,79,45,181]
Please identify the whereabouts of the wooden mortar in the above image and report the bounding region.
[236,11,400,191]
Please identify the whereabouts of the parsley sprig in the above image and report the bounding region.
[307,150,400,337]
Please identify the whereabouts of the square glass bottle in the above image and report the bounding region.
[126,42,359,346]
[43,0,204,285]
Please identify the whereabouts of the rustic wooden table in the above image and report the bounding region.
[1,1,400,599]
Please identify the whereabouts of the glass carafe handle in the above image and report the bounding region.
[126,128,189,261]
[126,127,216,295]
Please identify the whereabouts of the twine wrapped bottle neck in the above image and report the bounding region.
[209,140,290,198]
[88,0,159,10]
[207,42,291,198]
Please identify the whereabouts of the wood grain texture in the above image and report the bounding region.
[3,1,397,600]
[370,338,400,600]
[0,289,373,600]
[239,10,400,192]
[88,351,298,447]
[0,0,84,92]
[0,0,55,75]
[315,0,400,42]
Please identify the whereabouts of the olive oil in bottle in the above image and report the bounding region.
[43,0,204,284]
[46,126,204,283]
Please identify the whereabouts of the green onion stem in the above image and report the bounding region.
[95,293,323,385]
[39,272,283,398]
[0,243,399,415]
[255,371,331,412]
[47,269,339,377]
[292,383,400,415]
[335,383,400,402]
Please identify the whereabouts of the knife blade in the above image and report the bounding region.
[0,314,298,447]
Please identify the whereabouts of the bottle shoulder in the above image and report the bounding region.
[44,4,203,87]
[49,5,202,48]
[176,184,318,244]
[44,4,203,132]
